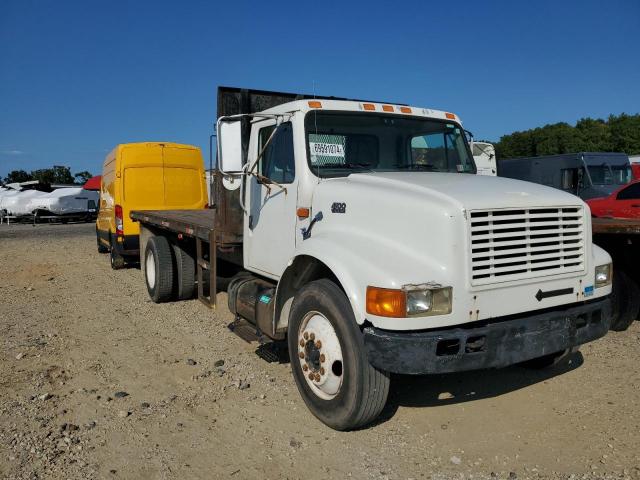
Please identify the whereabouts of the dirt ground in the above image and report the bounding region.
[1,223,639,480]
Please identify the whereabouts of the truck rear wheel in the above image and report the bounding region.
[171,242,196,300]
[144,235,175,303]
[610,270,640,332]
[288,279,390,431]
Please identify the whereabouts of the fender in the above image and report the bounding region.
[273,229,453,333]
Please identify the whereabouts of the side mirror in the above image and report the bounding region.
[464,129,474,144]
[217,119,244,174]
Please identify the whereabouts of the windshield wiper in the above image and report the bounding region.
[396,164,436,171]
[319,162,372,170]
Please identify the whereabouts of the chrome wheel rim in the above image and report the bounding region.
[145,250,156,289]
[297,311,343,400]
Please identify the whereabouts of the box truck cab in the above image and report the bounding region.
[96,142,207,268]
[131,88,613,430]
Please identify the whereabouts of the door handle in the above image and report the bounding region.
[631,204,640,208]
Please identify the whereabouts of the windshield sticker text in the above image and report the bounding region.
[310,142,345,157]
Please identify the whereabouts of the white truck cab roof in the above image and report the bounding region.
[258,99,461,124]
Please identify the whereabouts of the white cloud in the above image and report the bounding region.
[1,149,25,155]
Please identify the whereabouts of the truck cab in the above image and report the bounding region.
[498,152,634,200]
[133,88,613,430]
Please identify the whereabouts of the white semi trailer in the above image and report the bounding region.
[130,87,613,430]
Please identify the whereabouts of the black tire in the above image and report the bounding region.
[144,235,175,303]
[288,279,390,431]
[109,236,125,270]
[520,347,578,369]
[97,230,109,253]
[171,242,196,300]
[610,270,640,332]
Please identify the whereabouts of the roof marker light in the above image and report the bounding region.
[400,106,412,114]
[382,105,394,112]
[362,103,376,111]
[308,101,322,108]
[445,112,456,119]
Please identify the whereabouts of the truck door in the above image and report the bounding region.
[245,120,298,276]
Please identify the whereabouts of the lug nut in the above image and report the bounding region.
[315,340,322,349]
[303,332,309,340]
[302,364,308,372]
[320,354,325,363]
[309,333,315,341]
[298,352,305,359]
[308,373,314,380]
[299,339,305,347]
[314,373,321,382]
[320,368,325,375]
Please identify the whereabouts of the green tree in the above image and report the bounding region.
[31,165,75,184]
[496,113,640,159]
[3,169,33,184]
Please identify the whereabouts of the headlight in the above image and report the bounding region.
[595,263,612,288]
[366,284,452,318]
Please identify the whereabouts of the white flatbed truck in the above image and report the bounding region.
[131,87,613,430]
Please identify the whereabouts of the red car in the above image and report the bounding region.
[587,179,640,219]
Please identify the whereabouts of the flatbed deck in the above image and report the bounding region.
[592,217,640,235]
[130,209,216,242]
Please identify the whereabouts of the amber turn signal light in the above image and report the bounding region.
[366,286,406,318]
[296,207,310,219]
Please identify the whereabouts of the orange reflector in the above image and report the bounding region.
[366,286,406,318]
[382,105,394,112]
[363,103,376,111]
[445,112,456,119]
[296,207,310,219]
[308,101,322,108]
[400,106,412,114]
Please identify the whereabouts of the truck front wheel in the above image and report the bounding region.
[610,270,640,332]
[288,279,390,431]
[144,235,175,303]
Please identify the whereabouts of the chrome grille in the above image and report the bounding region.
[470,207,585,286]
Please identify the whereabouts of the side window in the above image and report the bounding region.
[258,122,295,184]
[616,183,640,200]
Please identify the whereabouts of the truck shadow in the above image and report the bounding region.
[376,351,584,425]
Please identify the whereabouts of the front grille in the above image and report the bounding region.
[469,206,585,286]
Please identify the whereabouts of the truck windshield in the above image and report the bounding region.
[305,111,476,177]
[587,164,633,185]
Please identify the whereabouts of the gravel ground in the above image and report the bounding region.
[1,222,639,480]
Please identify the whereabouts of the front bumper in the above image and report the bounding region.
[363,297,611,375]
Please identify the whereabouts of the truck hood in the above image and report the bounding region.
[339,172,583,210]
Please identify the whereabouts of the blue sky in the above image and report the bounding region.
[1,0,639,178]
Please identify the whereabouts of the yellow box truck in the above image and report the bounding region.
[96,142,207,269]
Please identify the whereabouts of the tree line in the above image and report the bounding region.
[494,113,640,159]
[2,166,93,185]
